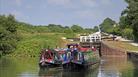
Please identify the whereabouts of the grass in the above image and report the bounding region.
[103,40,138,53]
[8,32,76,57]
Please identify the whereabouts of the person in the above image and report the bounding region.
[73,45,78,52]
[70,46,74,52]
[68,46,73,59]
[91,46,96,51]
[72,45,78,60]
[66,45,71,52]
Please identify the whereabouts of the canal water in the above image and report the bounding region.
[0,56,138,77]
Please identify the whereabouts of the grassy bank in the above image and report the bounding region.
[103,40,138,53]
[8,32,76,57]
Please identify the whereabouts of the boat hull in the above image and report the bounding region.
[39,60,62,68]
[63,50,100,70]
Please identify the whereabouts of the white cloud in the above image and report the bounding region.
[47,0,71,6]
[46,0,99,8]
[45,0,111,9]
[14,0,22,6]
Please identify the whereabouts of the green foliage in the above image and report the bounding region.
[122,0,138,41]
[63,33,76,38]
[0,15,18,54]
[119,16,131,29]
[10,33,68,57]
[47,24,65,33]
[84,28,94,34]
[99,18,116,33]
[122,28,133,40]
[0,14,101,57]
[93,26,99,32]
[34,26,50,33]
[113,26,122,35]
[71,25,83,33]
[64,28,73,34]
[17,22,35,33]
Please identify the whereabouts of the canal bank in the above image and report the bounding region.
[101,40,138,60]
[101,41,127,57]
[127,52,138,61]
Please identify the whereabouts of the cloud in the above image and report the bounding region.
[46,0,98,9]
[47,0,71,6]
[45,0,111,9]
[14,0,22,6]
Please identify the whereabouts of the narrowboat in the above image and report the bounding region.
[39,49,62,68]
[63,43,100,69]
[39,43,100,69]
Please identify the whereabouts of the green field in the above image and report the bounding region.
[8,32,76,57]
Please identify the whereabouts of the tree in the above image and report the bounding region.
[84,28,94,33]
[119,16,131,29]
[93,26,99,32]
[113,25,122,35]
[0,15,18,54]
[122,28,133,40]
[71,25,83,33]
[47,24,64,32]
[122,0,138,41]
[99,18,116,33]
[64,28,73,34]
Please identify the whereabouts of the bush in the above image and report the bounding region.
[0,15,18,54]
[122,28,133,40]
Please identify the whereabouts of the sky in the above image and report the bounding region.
[0,0,127,28]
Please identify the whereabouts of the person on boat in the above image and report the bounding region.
[66,45,71,52]
[69,46,74,59]
[70,46,73,52]
[40,49,46,62]
[63,45,70,60]
[73,45,78,52]
[91,46,96,51]
[72,45,79,60]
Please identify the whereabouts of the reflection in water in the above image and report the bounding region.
[0,56,138,77]
[133,61,138,77]
[39,67,62,77]
[98,57,127,77]
[38,66,99,77]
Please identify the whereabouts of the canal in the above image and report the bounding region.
[0,56,138,77]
